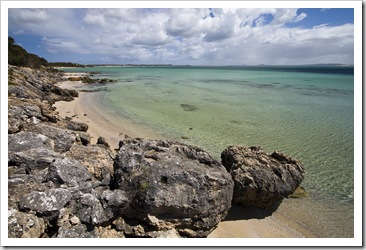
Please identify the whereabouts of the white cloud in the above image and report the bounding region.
[83,13,107,27]
[8,8,354,65]
[13,29,24,35]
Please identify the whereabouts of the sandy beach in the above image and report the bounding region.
[53,74,329,239]
[54,75,162,150]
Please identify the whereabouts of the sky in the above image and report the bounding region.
[8,7,354,65]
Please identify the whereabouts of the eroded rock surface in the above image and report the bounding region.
[114,138,234,237]
[221,145,305,210]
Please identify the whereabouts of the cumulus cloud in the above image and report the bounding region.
[8,8,354,65]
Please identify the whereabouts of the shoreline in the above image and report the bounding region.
[53,74,318,238]
[54,76,163,150]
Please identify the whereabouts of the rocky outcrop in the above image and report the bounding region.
[7,66,235,238]
[113,138,234,237]
[221,145,305,210]
[8,65,305,238]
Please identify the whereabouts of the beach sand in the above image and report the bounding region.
[53,76,321,239]
[54,77,161,150]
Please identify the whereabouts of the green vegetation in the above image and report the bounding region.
[8,37,48,68]
[48,62,85,68]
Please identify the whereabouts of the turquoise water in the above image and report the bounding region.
[62,65,354,236]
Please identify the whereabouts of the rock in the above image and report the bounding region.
[221,145,305,210]
[47,157,92,187]
[66,144,114,184]
[8,210,45,238]
[100,190,129,219]
[97,136,109,148]
[29,124,77,152]
[8,131,54,152]
[66,121,88,132]
[76,132,91,145]
[94,226,125,238]
[19,188,72,215]
[57,224,94,238]
[73,193,109,226]
[9,147,61,171]
[114,138,234,237]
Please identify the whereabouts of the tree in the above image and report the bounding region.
[8,36,48,68]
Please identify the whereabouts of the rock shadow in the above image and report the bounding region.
[223,203,281,221]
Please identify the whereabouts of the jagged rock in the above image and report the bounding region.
[76,132,91,145]
[97,136,109,148]
[114,138,234,238]
[57,224,94,238]
[8,131,54,152]
[8,210,45,238]
[47,157,92,187]
[100,190,129,219]
[9,147,61,172]
[221,145,305,210]
[73,193,109,226]
[66,144,114,184]
[19,188,72,215]
[28,124,77,152]
[66,120,88,132]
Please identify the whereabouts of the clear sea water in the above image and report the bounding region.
[62,65,354,237]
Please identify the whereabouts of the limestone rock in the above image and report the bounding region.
[8,131,54,152]
[19,188,72,215]
[47,157,92,187]
[28,124,77,152]
[8,210,45,238]
[221,145,305,210]
[73,193,109,226]
[56,224,94,238]
[66,144,114,184]
[114,138,234,237]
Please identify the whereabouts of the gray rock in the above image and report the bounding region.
[101,190,129,209]
[76,132,91,146]
[19,188,72,215]
[114,138,234,237]
[47,157,92,187]
[66,121,88,132]
[221,145,305,210]
[29,124,77,152]
[66,144,114,183]
[57,224,94,238]
[100,190,129,219]
[74,193,109,225]
[8,131,54,152]
[8,210,45,238]
[9,147,61,171]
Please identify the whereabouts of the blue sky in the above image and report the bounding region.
[8,7,354,65]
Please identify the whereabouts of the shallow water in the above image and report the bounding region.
[62,65,354,237]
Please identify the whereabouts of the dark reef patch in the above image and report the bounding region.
[180,104,198,112]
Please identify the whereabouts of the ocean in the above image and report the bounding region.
[61,65,354,237]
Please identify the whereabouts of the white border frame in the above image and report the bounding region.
[1,1,362,247]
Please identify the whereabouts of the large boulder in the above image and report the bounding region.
[221,145,305,210]
[113,138,234,237]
